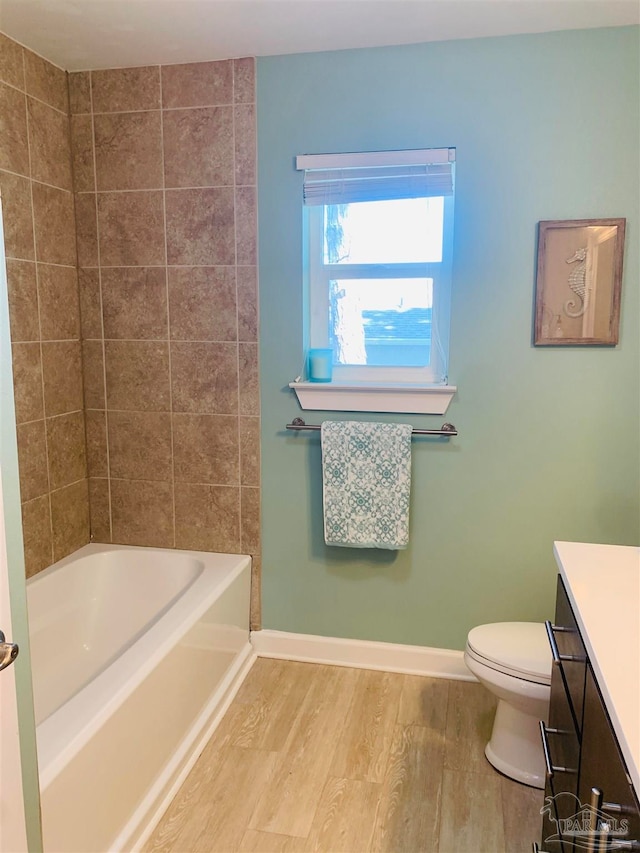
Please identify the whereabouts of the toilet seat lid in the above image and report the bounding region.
[466,622,552,683]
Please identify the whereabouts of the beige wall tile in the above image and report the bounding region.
[165,187,235,265]
[174,483,240,552]
[235,185,257,265]
[91,66,160,113]
[97,190,166,266]
[12,342,44,423]
[46,411,87,490]
[110,478,173,547]
[6,259,39,342]
[27,97,73,190]
[237,266,258,342]
[31,55,262,593]
[68,71,91,115]
[108,410,172,481]
[173,413,239,484]
[239,342,259,416]
[22,495,53,578]
[78,268,102,339]
[51,479,90,561]
[37,264,81,340]
[94,111,163,191]
[234,104,256,186]
[168,266,236,341]
[32,183,76,265]
[0,170,34,260]
[233,58,255,105]
[241,485,261,554]
[240,416,260,486]
[88,477,111,542]
[74,193,99,267]
[1,37,96,578]
[70,114,95,192]
[41,340,83,416]
[0,83,29,176]
[163,106,233,188]
[24,49,68,113]
[161,60,232,109]
[81,340,106,409]
[85,409,108,478]
[105,340,170,411]
[17,420,49,502]
[102,267,168,339]
[171,341,238,414]
[0,33,25,91]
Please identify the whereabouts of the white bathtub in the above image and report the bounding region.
[27,543,253,853]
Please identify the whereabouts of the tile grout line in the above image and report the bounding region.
[73,183,251,193]
[23,262,257,270]
[232,62,244,555]
[87,477,250,489]
[88,69,114,543]
[0,76,70,117]
[66,69,92,553]
[0,167,74,195]
[158,64,177,550]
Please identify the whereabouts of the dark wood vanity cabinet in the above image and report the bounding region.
[579,667,640,850]
[539,576,640,853]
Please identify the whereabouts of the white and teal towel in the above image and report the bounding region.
[321,420,413,550]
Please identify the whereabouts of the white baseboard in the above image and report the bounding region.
[251,629,476,681]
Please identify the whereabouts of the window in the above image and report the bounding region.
[298,148,455,385]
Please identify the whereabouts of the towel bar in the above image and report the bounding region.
[285,417,457,436]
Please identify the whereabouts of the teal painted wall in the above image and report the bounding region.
[257,27,640,651]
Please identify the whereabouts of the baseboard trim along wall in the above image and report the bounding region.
[250,629,476,681]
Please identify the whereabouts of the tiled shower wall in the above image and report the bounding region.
[0,33,89,576]
[1,34,261,623]
[67,60,261,624]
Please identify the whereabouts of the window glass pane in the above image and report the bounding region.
[329,278,432,367]
[324,198,444,265]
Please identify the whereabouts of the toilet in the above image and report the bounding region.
[464,622,552,789]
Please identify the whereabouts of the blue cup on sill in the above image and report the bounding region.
[307,348,333,382]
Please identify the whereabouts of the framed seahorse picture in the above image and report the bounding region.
[534,218,626,345]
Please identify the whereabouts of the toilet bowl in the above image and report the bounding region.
[464,622,552,789]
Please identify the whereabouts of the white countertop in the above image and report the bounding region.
[554,540,640,795]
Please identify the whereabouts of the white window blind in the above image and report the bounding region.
[296,148,455,206]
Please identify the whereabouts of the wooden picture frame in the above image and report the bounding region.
[534,218,626,345]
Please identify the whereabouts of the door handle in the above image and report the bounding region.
[0,629,19,672]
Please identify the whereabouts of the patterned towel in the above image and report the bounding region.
[321,421,413,550]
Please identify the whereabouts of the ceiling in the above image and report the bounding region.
[0,0,638,72]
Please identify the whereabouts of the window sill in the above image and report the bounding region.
[289,381,456,415]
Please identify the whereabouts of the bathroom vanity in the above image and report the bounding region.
[537,541,640,852]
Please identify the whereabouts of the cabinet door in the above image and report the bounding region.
[553,577,587,734]
[579,666,640,849]
[539,577,584,852]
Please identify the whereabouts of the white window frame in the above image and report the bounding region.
[289,148,457,414]
[307,195,454,384]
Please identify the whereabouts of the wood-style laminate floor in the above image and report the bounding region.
[145,659,543,853]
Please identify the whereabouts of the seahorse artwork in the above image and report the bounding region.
[564,247,589,318]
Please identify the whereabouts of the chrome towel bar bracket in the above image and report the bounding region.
[285,417,458,437]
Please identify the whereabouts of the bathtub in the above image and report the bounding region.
[27,543,253,853]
